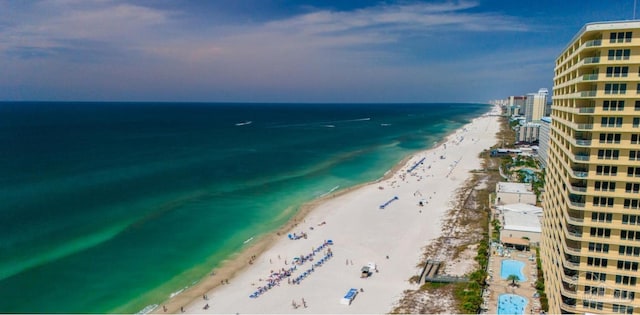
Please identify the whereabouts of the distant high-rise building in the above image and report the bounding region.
[525,88,548,123]
[537,117,552,168]
[541,21,640,314]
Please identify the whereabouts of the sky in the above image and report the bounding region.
[1,0,638,103]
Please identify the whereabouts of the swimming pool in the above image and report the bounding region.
[498,294,528,314]
[501,259,527,281]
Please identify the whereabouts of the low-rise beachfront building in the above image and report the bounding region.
[496,203,543,246]
[541,20,640,314]
[495,182,537,206]
[516,122,540,144]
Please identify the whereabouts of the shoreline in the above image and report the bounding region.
[155,106,500,314]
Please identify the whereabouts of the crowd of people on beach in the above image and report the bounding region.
[249,240,333,299]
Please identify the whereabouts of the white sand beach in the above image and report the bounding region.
[167,105,501,314]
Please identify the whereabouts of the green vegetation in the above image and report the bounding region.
[507,274,520,286]
[454,237,489,313]
[534,247,549,312]
[491,219,501,242]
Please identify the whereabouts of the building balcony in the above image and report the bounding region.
[563,221,584,242]
[566,212,585,225]
[563,253,581,268]
[582,74,599,81]
[583,56,600,64]
[576,123,594,130]
[563,241,582,256]
[579,90,597,97]
[560,286,579,299]
[575,139,592,146]
[569,184,587,193]
[571,170,589,178]
[578,107,596,113]
[560,303,577,313]
[569,200,586,208]
[574,153,590,161]
[584,39,602,47]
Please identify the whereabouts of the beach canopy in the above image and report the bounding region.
[500,236,530,246]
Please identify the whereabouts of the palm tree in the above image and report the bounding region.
[507,274,520,286]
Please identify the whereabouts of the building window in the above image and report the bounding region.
[634,117,640,127]
[636,100,640,111]
[592,212,613,222]
[588,243,610,253]
[597,149,620,159]
[614,289,635,300]
[632,134,640,144]
[608,49,632,60]
[584,285,606,296]
[590,227,612,237]
[588,255,609,265]
[618,260,638,271]
[596,165,618,176]
[628,167,640,177]
[624,198,640,209]
[592,196,615,207]
[630,150,640,161]
[621,230,640,241]
[604,83,627,94]
[626,183,640,193]
[595,181,616,191]
[599,133,621,143]
[586,271,607,281]
[611,31,633,43]
[619,245,640,256]
[609,32,633,43]
[607,66,629,77]
[583,299,604,310]
[612,304,633,314]
[603,100,625,110]
[601,117,623,127]
[622,214,640,225]
[615,275,637,286]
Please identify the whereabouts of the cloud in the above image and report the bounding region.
[1,0,539,102]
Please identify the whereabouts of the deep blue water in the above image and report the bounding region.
[0,102,488,313]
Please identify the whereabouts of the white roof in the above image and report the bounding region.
[497,203,542,214]
[496,182,533,194]
[500,203,542,233]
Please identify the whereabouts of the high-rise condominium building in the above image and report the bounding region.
[541,21,640,314]
[525,88,548,123]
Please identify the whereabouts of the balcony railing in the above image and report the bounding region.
[580,90,597,97]
[578,107,596,113]
[574,154,590,161]
[585,39,602,47]
[576,123,594,130]
[575,139,592,146]
[570,184,587,192]
[567,229,583,238]
[583,56,600,64]
[569,200,586,208]
[572,170,589,178]
[582,74,599,81]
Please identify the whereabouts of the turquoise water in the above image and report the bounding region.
[0,102,489,313]
[501,259,527,281]
[498,293,528,314]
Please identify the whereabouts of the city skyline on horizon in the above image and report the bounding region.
[2,0,638,103]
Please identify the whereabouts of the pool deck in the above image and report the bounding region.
[482,248,542,314]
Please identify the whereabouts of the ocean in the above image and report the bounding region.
[0,102,489,313]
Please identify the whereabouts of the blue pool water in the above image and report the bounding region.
[498,294,528,314]
[501,259,527,281]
